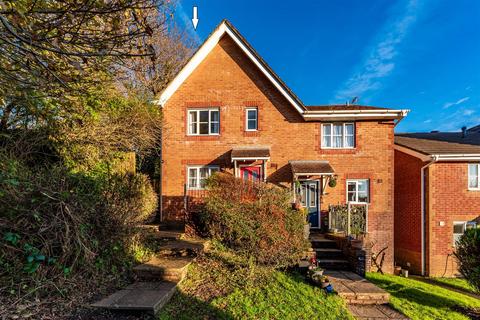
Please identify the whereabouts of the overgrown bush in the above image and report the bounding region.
[200,173,309,268]
[454,228,480,293]
[0,151,157,300]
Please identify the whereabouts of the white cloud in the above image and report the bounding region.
[423,119,432,123]
[332,0,420,102]
[435,106,479,131]
[442,96,470,109]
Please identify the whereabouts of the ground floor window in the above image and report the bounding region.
[187,165,220,189]
[453,221,467,246]
[347,179,369,203]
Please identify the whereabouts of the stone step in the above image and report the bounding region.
[133,256,192,282]
[315,248,344,259]
[91,281,177,314]
[318,259,351,271]
[157,239,209,257]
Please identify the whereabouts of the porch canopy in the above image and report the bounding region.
[231,146,270,181]
[289,160,335,178]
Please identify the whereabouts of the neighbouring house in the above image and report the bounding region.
[394,125,480,276]
[156,20,409,274]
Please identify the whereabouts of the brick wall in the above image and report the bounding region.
[161,34,395,273]
[427,162,480,276]
[393,150,423,274]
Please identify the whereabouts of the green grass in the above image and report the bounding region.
[367,273,480,320]
[158,250,352,320]
[430,277,478,295]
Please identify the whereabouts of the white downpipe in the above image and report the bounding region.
[421,155,439,275]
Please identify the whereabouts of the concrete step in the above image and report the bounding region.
[325,271,390,305]
[318,259,351,271]
[311,239,338,249]
[133,256,192,282]
[315,248,344,259]
[91,281,177,314]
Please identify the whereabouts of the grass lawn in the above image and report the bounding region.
[367,272,480,320]
[157,248,353,320]
[430,277,478,295]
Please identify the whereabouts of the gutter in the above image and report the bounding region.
[421,155,439,276]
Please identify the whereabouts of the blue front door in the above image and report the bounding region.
[299,181,320,228]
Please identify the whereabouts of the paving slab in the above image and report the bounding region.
[92,281,177,314]
[348,304,409,319]
[133,256,192,281]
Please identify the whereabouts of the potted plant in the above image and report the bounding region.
[328,177,337,188]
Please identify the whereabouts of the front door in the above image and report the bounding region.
[240,166,261,182]
[299,180,320,228]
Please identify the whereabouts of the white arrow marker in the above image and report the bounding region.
[192,6,199,30]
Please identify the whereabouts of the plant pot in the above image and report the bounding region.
[351,239,363,249]
[401,269,409,278]
[394,266,402,276]
[321,281,330,288]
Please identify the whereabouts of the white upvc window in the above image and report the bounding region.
[187,166,220,190]
[187,108,220,135]
[453,221,467,247]
[321,123,355,149]
[468,163,480,190]
[246,108,258,131]
[347,179,369,203]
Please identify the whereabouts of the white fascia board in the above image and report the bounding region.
[156,22,305,115]
[303,113,405,121]
[305,109,408,114]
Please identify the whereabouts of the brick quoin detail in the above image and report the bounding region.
[161,34,396,273]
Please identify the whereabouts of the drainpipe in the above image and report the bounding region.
[421,155,439,276]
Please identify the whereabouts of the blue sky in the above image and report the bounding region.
[173,0,480,133]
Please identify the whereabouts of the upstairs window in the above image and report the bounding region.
[246,108,258,131]
[322,123,355,148]
[468,163,479,189]
[347,179,369,203]
[187,166,219,189]
[188,108,220,135]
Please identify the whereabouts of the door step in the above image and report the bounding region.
[318,259,351,271]
[133,256,192,282]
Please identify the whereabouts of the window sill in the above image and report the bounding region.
[468,188,480,191]
[347,202,370,205]
[321,147,355,150]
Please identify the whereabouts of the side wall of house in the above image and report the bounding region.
[394,150,423,274]
[427,162,480,276]
[161,34,395,273]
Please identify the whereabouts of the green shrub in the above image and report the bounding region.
[454,228,480,293]
[0,151,157,290]
[200,173,309,268]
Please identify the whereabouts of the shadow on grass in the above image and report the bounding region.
[157,290,234,320]
[369,277,471,310]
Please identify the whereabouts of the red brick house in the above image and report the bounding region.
[156,20,408,273]
[394,125,480,276]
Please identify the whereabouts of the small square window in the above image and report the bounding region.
[453,221,466,246]
[187,166,220,190]
[187,108,220,135]
[321,123,355,149]
[346,179,369,203]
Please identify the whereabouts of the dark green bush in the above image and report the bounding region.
[200,173,309,268]
[454,228,480,293]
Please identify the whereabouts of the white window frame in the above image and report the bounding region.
[186,165,220,190]
[453,221,467,247]
[346,179,370,204]
[321,123,355,149]
[245,107,258,131]
[468,163,480,190]
[187,108,220,136]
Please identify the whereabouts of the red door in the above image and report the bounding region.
[240,166,261,182]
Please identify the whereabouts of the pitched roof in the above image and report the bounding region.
[289,160,335,175]
[395,127,480,156]
[231,146,270,160]
[156,19,408,122]
[156,19,305,114]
